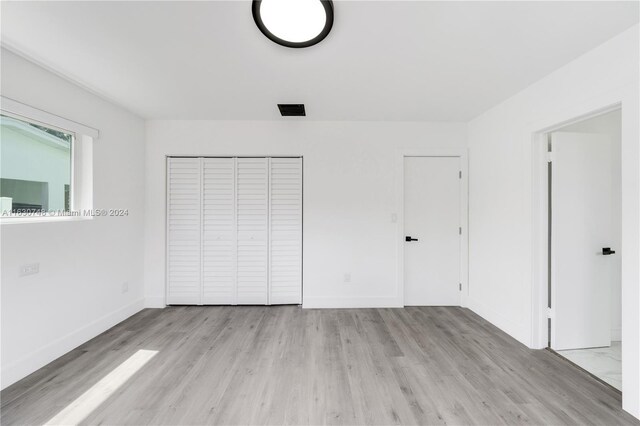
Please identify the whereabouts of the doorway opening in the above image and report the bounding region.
[545,109,622,391]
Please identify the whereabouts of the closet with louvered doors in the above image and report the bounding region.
[166,157,302,305]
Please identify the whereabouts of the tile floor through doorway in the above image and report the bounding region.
[558,341,622,390]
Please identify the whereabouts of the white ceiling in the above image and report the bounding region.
[1,1,638,121]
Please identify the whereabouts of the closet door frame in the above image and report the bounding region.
[165,156,303,306]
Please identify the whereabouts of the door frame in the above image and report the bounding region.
[514,79,640,416]
[529,88,640,416]
[395,148,469,307]
[531,104,622,349]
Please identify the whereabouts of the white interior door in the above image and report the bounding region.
[269,158,303,304]
[551,132,614,350]
[202,158,236,304]
[167,158,202,305]
[236,158,269,305]
[404,156,461,306]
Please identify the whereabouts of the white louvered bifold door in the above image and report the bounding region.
[167,158,202,304]
[167,157,302,306]
[202,158,236,304]
[269,158,303,304]
[236,158,269,305]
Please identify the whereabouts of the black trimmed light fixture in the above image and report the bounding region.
[252,0,334,48]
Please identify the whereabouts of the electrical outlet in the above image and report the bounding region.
[391,213,398,223]
[343,273,351,283]
[20,263,40,277]
[122,282,129,293]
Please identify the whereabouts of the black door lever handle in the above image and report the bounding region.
[602,247,616,255]
[405,236,418,242]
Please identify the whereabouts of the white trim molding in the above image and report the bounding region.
[1,96,99,139]
[145,296,167,309]
[0,298,145,390]
[303,297,402,309]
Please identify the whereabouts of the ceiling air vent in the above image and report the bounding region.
[278,104,306,117]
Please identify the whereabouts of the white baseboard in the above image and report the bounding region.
[303,296,402,309]
[145,296,166,309]
[467,297,530,347]
[1,298,145,390]
[611,327,622,341]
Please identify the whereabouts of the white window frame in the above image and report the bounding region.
[0,96,98,224]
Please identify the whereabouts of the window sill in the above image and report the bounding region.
[0,215,94,225]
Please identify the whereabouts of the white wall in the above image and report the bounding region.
[467,25,639,418]
[0,49,146,389]
[144,121,466,309]
[558,110,622,341]
[2,20,638,420]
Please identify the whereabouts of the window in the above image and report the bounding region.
[0,96,97,223]
[0,114,73,216]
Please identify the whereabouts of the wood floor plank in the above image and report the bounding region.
[1,306,638,426]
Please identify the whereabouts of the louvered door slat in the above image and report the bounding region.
[269,158,302,304]
[202,158,236,304]
[237,158,268,305]
[167,158,201,304]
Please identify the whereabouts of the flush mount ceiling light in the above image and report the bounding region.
[252,0,334,48]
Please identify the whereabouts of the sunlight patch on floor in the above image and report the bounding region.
[44,349,158,426]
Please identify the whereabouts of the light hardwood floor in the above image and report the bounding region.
[2,306,638,425]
